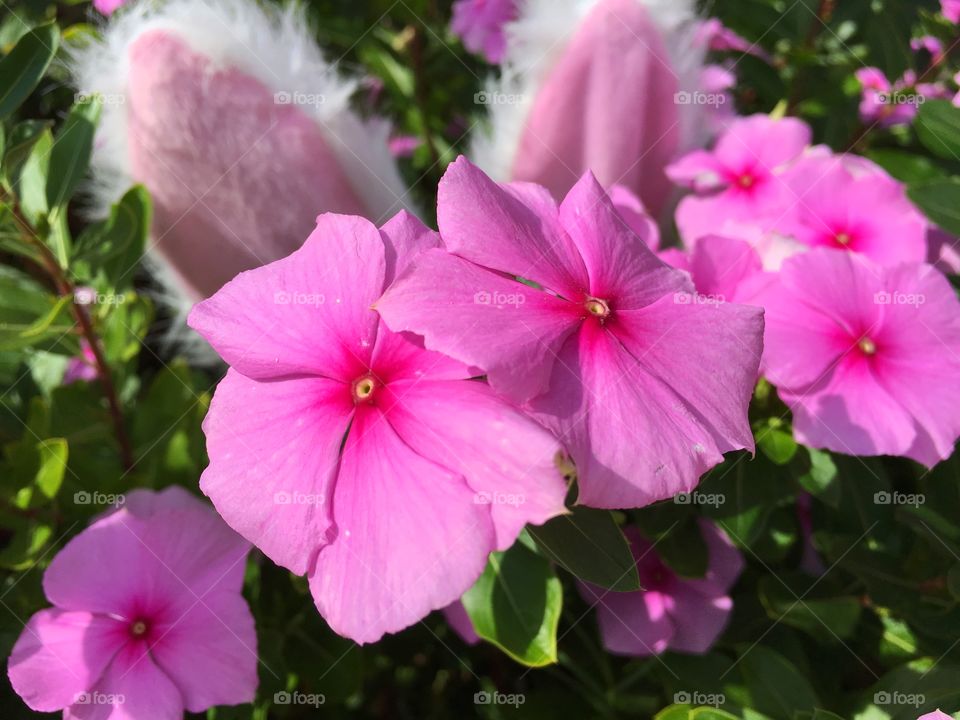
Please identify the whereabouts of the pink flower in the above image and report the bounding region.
[918,712,954,720]
[378,157,764,509]
[608,184,660,250]
[579,519,743,656]
[694,18,769,61]
[855,68,930,128]
[443,601,480,645]
[388,134,423,158]
[63,341,99,385]
[93,0,126,15]
[7,487,256,717]
[776,155,928,266]
[943,0,960,23]
[667,114,811,245]
[450,0,517,64]
[73,0,410,304]
[664,235,765,304]
[188,211,567,643]
[469,0,707,215]
[757,249,960,466]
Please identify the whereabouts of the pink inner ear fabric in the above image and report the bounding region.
[126,30,368,298]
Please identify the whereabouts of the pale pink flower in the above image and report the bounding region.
[918,711,954,720]
[93,0,127,15]
[469,0,707,215]
[661,235,764,304]
[667,114,811,245]
[378,157,764,509]
[757,249,960,466]
[443,601,480,645]
[63,342,99,385]
[579,519,743,656]
[450,0,517,63]
[854,68,940,128]
[73,0,409,306]
[694,18,769,61]
[7,487,256,718]
[188,211,567,643]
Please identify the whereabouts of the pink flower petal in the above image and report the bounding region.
[437,156,589,298]
[309,408,496,643]
[188,214,385,382]
[380,378,567,549]
[8,610,126,712]
[665,585,733,654]
[580,583,675,657]
[377,248,580,402]
[200,369,352,574]
[149,593,258,712]
[686,235,763,301]
[379,210,441,284]
[442,601,480,645]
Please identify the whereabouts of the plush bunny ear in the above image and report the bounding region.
[469,0,706,217]
[71,0,412,310]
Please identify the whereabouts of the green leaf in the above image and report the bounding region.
[755,421,798,465]
[0,266,77,353]
[529,506,639,591]
[866,149,944,185]
[655,707,740,720]
[798,448,840,508]
[11,437,68,508]
[462,540,562,667]
[3,118,51,185]
[757,573,862,643]
[16,126,52,225]
[0,23,59,120]
[915,100,960,163]
[907,178,960,236]
[46,95,102,210]
[73,185,151,287]
[738,645,819,720]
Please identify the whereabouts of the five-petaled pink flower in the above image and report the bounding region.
[579,519,743,656]
[188,210,567,643]
[666,114,811,245]
[8,487,257,719]
[757,248,960,466]
[378,157,765,509]
[943,0,960,23]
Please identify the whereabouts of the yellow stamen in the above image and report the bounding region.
[859,337,877,356]
[585,297,610,319]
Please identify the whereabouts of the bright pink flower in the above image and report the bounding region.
[918,711,953,720]
[7,487,256,717]
[388,134,423,158]
[63,341,99,385]
[943,0,960,23]
[93,0,126,15]
[855,67,931,128]
[579,519,743,656]
[450,0,517,64]
[443,601,480,645]
[188,211,566,643]
[470,0,706,215]
[608,184,660,250]
[776,155,928,266]
[757,249,960,466]
[667,114,811,245]
[378,157,764,508]
[671,235,765,304]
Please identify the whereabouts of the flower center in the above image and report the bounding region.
[858,337,877,356]
[129,619,148,638]
[737,173,755,189]
[584,297,610,320]
[834,232,851,247]
[352,375,377,403]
